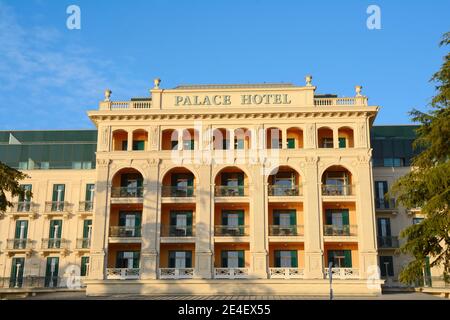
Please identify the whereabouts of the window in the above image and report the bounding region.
[272,172,295,195]
[171,140,178,150]
[325,209,350,235]
[375,181,389,208]
[83,219,92,240]
[322,138,333,148]
[183,139,194,150]
[273,210,296,226]
[168,251,192,268]
[221,250,244,268]
[116,251,140,268]
[221,172,244,196]
[118,212,141,237]
[80,256,90,276]
[18,184,32,211]
[274,250,298,268]
[45,257,59,288]
[338,137,347,148]
[377,218,391,237]
[14,220,28,249]
[51,184,65,211]
[18,161,28,170]
[169,211,193,236]
[235,138,245,150]
[121,140,128,151]
[379,256,394,277]
[287,138,295,149]
[327,250,352,268]
[383,158,405,167]
[9,257,25,288]
[39,162,50,170]
[171,173,194,196]
[132,140,145,151]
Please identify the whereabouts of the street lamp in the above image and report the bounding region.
[329,261,333,300]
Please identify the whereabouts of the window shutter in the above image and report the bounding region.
[273,212,280,225]
[344,250,352,268]
[81,257,89,276]
[274,250,281,267]
[238,251,245,268]
[135,214,142,237]
[238,211,244,225]
[119,212,127,226]
[186,211,193,227]
[221,212,228,225]
[291,251,298,268]
[221,251,228,267]
[290,210,297,225]
[185,251,192,268]
[287,138,295,149]
[133,252,140,268]
[83,220,92,238]
[327,250,335,267]
[168,251,175,268]
[342,209,350,225]
[170,211,177,226]
[325,209,333,225]
[339,137,346,148]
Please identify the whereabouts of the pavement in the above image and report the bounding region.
[5,291,446,300]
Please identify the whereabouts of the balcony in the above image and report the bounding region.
[76,238,91,250]
[8,202,38,219]
[109,226,141,238]
[214,186,247,197]
[375,198,397,211]
[78,201,94,216]
[161,186,195,198]
[214,225,249,237]
[111,187,143,198]
[269,268,304,279]
[323,225,357,237]
[268,185,301,197]
[44,201,73,218]
[106,268,140,280]
[160,225,195,237]
[159,268,194,279]
[6,239,33,256]
[321,185,354,196]
[269,225,304,236]
[377,236,400,249]
[214,268,249,279]
[41,238,70,255]
[324,268,360,279]
[314,96,368,106]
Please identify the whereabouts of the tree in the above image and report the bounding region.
[0,161,31,213]
[390,32,450,285]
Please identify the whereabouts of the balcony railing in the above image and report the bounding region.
[269,225,304,236]
[6,239,33,250]
[41,238,70,250]
[9,202,37,213]
[106,268,140,280]
[214,268,249,279]
[45,201,73,212]
[0,276,81,289]
[321,185,354,196]
[111,186,143,198]
[78,201,94,212]
[159,268,194,279]
[161,186,195,197]
[214,225,249,236]
[377,236,399,248]
[269,268,304,279]
[323,225,357,236]
[268,185,301,196]
[324,268,360,279]
[76,238,91,249]
[314,96,368,106]
[100,100,152,111]
[109,226,141,238]
[160,225,195,237]
[214,186,247,197]
[375,198,397,210]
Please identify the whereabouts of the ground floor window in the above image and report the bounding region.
[168,251,192,268]
[9,257,25,288]
[274,250,298,268]
[379,256,394,277]
[327,250,352,268]
[221,250,244,268]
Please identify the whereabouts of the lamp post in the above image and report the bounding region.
[329,261,333,300]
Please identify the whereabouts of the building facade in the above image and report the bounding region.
[0,78,440,296]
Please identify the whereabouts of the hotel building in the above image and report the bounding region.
[0,78,441,296]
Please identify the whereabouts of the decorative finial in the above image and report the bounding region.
[305,75,313,86]
[104,89,112,102]
[355,85,363,97]
[153,78,161,89]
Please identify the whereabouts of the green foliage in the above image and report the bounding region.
[0,161,31,213]
[390,32,450,285]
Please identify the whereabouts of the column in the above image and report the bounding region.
[333,128,339,149]
[194,164,213,278]
[229,129,235,150]
[127,130,133,151]
[249,163,268,278]
[281,128,287,149]
[140,160,160,279]
[177,129,183,151]
[303,157,324,279]
[88,159,110,280]
[355,157,378,279]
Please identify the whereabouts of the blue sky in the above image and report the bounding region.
[0,0,448,129]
